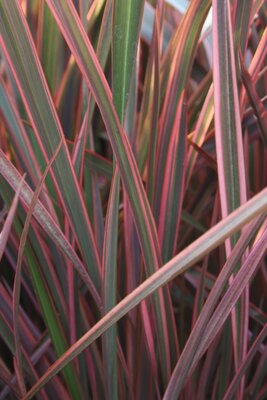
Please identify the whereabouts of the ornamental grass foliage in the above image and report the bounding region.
[0,1,266,399]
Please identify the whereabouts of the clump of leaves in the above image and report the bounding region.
[0,1,266,399]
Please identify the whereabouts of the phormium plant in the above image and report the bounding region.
[0,0,266,399]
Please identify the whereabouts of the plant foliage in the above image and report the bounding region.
[0,1,266,399]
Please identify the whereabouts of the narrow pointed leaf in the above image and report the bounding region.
[158,95,187,262]
[146,12,160,206]
[213,0,247,220]
[112,0,145,122]
[213,0,248,374]
[38,2,62,95]
[233,0,253,56]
